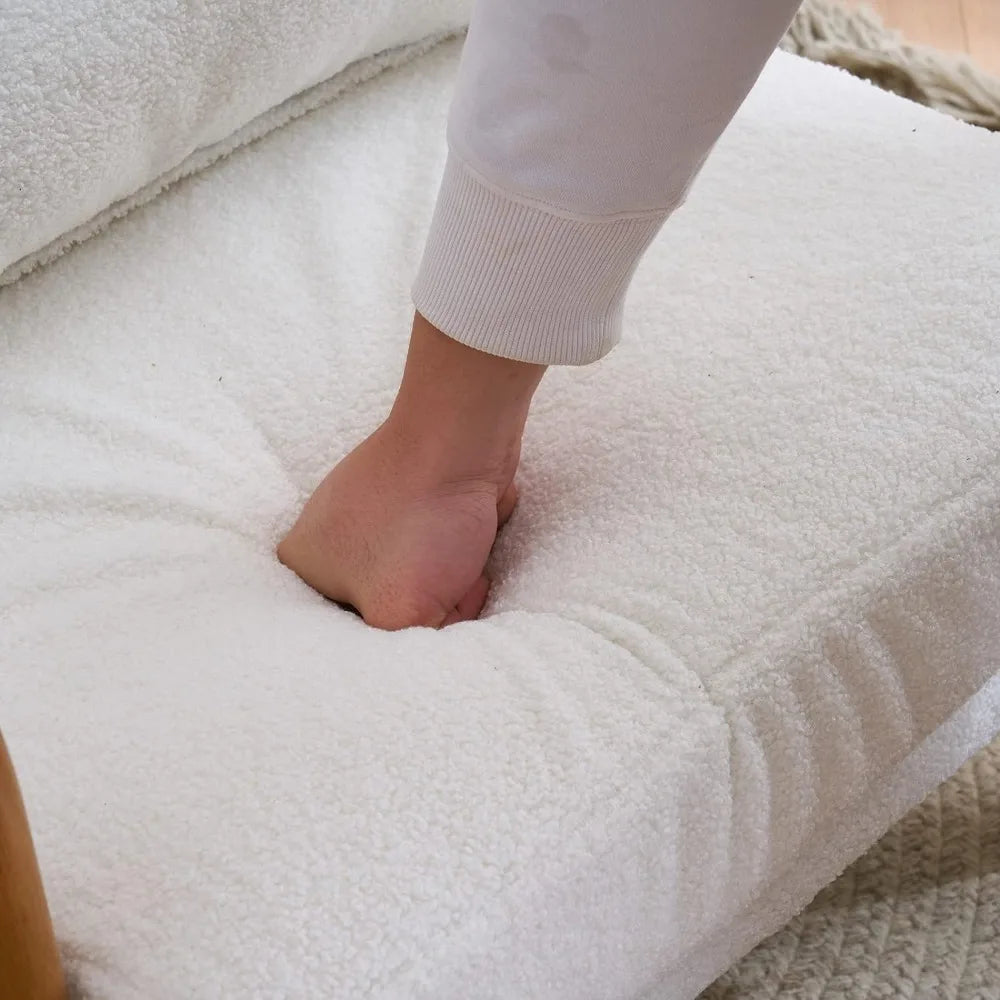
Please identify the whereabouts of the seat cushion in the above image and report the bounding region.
[2,38,999,1000]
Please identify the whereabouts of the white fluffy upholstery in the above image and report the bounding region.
[0,0,469,283]
[2,38,999,1000]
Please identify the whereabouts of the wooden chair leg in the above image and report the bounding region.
[0,732,66,1000]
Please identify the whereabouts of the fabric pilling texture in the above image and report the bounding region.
[0,0,471,283]
[2,34,999,1000]
[6,0,997,297]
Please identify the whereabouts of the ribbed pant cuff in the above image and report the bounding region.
[412,154,667,366]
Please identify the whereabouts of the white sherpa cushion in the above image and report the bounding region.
[0,0,469,283]
[2,38,1000,1000]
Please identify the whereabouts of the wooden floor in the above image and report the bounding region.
[849,0,1000,75]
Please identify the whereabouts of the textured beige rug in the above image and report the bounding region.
[702,739,1000,998]
[782,0,1000,130]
